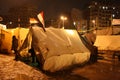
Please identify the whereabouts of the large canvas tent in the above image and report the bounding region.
[19,25,91,72]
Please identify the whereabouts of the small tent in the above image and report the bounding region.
[0,28,29,53]
[0,29,12,53]
[94,35,120,51]
[19,25,91,72]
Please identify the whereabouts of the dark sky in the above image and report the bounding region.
[38,0,90,19]
[0,0,90,19]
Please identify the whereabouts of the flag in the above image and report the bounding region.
[37,11,45,27]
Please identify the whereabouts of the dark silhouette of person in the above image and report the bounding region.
[28,47,44,69]
[11,36,19,60]
[28,47,36,63]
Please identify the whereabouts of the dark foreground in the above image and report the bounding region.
[0,52,120,80]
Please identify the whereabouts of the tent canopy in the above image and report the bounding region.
[19,25,91,72]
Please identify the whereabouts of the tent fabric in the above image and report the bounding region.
[94,35,120,51]
[43,52,90,72]
[0,28,29,53]
[19,26,91,72]
[0,29,12,53]
[84,32,96,45]
[31,27,90,59]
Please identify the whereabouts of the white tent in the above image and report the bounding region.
[94,35,120,51]
[0,29,12,53]
[19,25,91,72]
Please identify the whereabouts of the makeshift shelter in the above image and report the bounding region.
[0,29,12,53]
[0,28,29,53]
[19,25,92,72]
[94,35,120,60]
[94,35,120,51]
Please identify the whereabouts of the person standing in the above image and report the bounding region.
[28,47,36,63]
[11,36,19,60]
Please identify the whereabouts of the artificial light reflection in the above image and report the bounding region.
[66,30,74,35]
[60,16,67,28]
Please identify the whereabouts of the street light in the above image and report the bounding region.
[60,16,67,29]
[92,20,95,28]
[73,21,77,30]
[111,14,115,35]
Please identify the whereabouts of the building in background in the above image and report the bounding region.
[71,8,88,32]
[0,4,38,28]
[88,0,120,29]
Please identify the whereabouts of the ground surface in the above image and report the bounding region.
[0,52,120,80]
[0,54,48,80]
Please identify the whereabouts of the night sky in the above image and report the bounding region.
[0,0,90,19]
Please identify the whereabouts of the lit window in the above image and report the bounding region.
[95,2,97,5]
[88,6,91,8]
[106,6,108,9]
[103,6,105,9]
[113,7,115,9]
[112,14,115,18]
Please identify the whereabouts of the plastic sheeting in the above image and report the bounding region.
[20,26,91,72]
[0,28,29,53]
[94,35,120,51]
[43,52,90,72]
[31,27,90,59]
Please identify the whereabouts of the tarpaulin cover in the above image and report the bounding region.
[94,35,120,51]
[20,26,91,72]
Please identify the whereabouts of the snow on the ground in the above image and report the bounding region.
[0,54,48,80]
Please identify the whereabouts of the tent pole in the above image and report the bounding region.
[38,20,46,32]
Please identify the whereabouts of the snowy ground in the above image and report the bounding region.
[0,52,120,80]
[0,54,48,80]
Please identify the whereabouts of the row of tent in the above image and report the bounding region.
[4,25,119,72]
[1,25,120,72]
[19,26,120,71]
[1,26,120,53]
[0,25,95,72]
[0,27,29,53]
